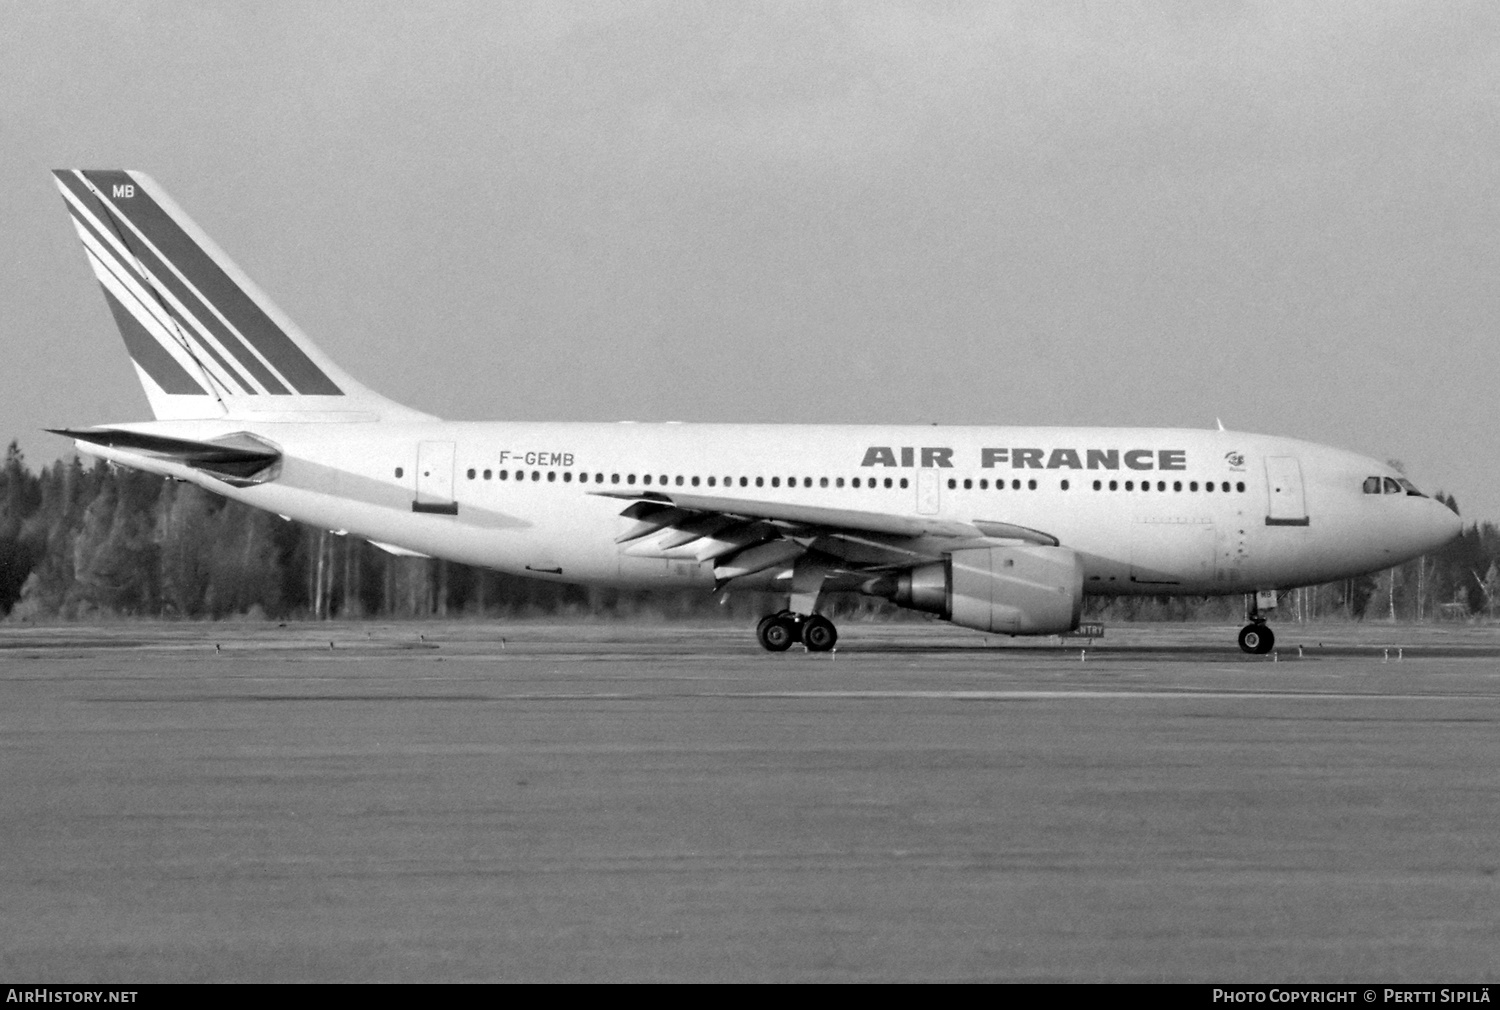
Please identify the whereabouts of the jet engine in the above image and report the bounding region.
[863,545,1084,635]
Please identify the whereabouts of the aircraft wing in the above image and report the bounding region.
[591,488,1059,583]
[592,488,995,539]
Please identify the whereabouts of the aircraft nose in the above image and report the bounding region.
[1421,498,1463,552]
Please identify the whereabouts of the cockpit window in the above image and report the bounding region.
[1365,475,1428,497]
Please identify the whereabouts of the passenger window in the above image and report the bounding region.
[1173,481,1181,491]
[771,477,780,488]
[963,479,972,490]
[853,478,861,488]
[884,478,892,489]
[756,477,765,488]
[819,477,828,488]
[1190,481,1198,491]
[1027,479,1037,490]
[1235,482,1245,492]
[547,471,556,482]
[1012,479,1021,490]
[563,472,572,483]
[395,467,404,478]
[691,476,700,487]
[466,468,475,480]
[643,474,652,485]
[947,479,956,490]
[1093,480,1101,491]
[1125,481,1134,491]
[836,478,845,488]
[707,477,716,487]
[1109,480,1117,491]
[484,469,492,480]
[1061,479,1070,491]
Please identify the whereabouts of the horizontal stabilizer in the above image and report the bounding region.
[49,427,281,485]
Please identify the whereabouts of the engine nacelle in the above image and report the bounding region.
[865,545,1084,635]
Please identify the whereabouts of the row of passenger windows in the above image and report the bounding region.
[457,469,914,489]
[397,466,1248,495]
[946,477,1246,493]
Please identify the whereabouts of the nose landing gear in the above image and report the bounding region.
[1237,622,1275,654]
[1238,591,1277,654]
[756,611,839,653]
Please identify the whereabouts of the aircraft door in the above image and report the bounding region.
[916,468,940,515]
[1264,456,1308,526]
[413,441,459,515]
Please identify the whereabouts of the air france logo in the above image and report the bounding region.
[1225,451,1245,471]
[860,446,1188,471]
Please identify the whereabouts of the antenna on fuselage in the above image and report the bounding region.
[1215,418,1225,432]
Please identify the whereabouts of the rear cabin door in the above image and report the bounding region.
[1264,456,1308,526]
[413,441,459,515]
[916,468,940,515]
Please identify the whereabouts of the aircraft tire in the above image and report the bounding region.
[1238,623,1275,655]
[802,615,838,652]
[758,616,797,652]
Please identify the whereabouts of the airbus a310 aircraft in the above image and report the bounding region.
[47,170,1460,654]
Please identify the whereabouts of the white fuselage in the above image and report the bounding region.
[87,419,1462,598]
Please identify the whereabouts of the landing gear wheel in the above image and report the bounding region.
[1238,623,1275,655]
[802,615,838,652]
[757,615,797,652]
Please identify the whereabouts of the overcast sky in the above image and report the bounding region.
[4,2,1498,518]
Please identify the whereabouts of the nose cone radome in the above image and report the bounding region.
[1425,498,1464,552]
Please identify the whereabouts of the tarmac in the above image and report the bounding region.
[1,619,1497,982]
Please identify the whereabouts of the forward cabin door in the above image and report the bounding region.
[1264,456,1308,526]
[413,441,459,515]
[916,468,940,515]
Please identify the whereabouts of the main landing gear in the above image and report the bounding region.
[756,611,838,653]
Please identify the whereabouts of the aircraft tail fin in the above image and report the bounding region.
[51,169,433,422]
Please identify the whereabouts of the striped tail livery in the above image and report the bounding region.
[52,169,429,422]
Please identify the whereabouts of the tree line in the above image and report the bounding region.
[0,442,1488,624]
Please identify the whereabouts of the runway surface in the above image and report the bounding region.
[2,619,1498,982]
